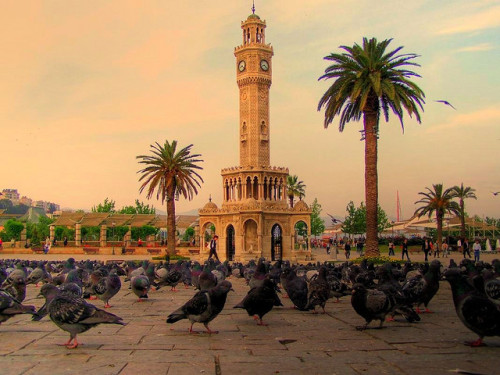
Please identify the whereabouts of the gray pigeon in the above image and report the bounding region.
[26,262,52,287]
[131,275,150,302]
[166,280,233,334]
[94,271,122,308]
[46,287,125,348]
[0,290,35,324]
[351,283,395,330]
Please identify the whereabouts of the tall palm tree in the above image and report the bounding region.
[137,140,203,255]
[451,183,477,239]
[318,37,425,257]
[286,175,306,208]
[414,184,460,254]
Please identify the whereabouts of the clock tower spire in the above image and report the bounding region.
[234,12,273,167]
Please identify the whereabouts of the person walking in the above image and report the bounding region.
[344,240,351,260]
[442,241,449,258]
[463,238,471,258]
[402,238,410,261]
[473,239,481,263]
[208,235,220,261]
[422,238,430,262]
[388,240,395,256]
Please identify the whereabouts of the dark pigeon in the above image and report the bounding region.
[282,268,309,311]
[402,259,441,313]
[166,280,233,334]
[305,267,330,313]
[234,278,282,325]
[0,290,35,324]
[444,268,500,346]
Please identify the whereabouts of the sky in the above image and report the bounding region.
[1,0,499,221]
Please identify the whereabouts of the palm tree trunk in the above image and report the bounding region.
[436,211,443,253]
[289,195,294,208]
[166,187,176,256]
[459,199,466,239]
[363,106,379,257]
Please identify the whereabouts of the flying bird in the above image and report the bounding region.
[492,192,500,196]
[435,100,456,110]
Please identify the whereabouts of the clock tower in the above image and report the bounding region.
[234,13,273,167]
[199,9,311,263]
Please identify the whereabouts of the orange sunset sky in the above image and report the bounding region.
[1,1,499,220]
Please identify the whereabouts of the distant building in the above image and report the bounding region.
[1,189,20,204]
[19,196,33,206]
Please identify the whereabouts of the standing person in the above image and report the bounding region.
[0,238,3,250]
[208,235,220,261]
[442,241,449,258]
[326,241,331,255]
[473,239,481,263]
[463,238,471,258]
[422,238,430,262]
[63,237,68,247]
[402,238,410,261]
[388,240,395,256]
[138,238,143,247]
[344,240,351,259]
[457,238,462,254]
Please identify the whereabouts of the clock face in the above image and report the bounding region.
[260,59,269,71]
[238,60,246,72]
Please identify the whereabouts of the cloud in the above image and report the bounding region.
[425,106,500,133]
[436,5,500,35]
[455,43,494,53]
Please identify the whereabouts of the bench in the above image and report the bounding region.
[188,249,200,255]
[31,247,44,254]
[409,248,421,254]
[147,248,162,255]
[123,248,136,255]
[83,247,99,255]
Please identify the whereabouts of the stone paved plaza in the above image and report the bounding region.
[1,250,500,374]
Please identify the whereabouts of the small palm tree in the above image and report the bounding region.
[286,175,306,208]
[137,140,203,255]
[451,183,477,239]
[318,37,425,257]
[414,184,460,254]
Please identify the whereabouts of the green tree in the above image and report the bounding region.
[182,227,195,241]
[342,201,361,237]
[0,199,13,209]
[356,202,391,233]
[137,140,203,255]
[310,198,325,237]
[0,219,24,241]
[286,175,306,208]
[451,183,477,239]
[318,38,425,256]
[414,184,460,253]
[120,199,156,214]
[92,198,116,213]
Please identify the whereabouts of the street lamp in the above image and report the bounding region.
[112,222,116,255]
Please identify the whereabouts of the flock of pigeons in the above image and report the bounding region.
[0,256,499,349]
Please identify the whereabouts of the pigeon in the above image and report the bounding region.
[402,259,441,313]
[305,267,330,313]
[26,262,52,287]
[46,287,125,349]
[351,283,395,330]
[234,278,283,325]
[156,263,182,291]
[444,268,500,346]
[1,274,27,303]
[281,268,309,311]
[198,263,218,291]
[435,100,456,110]
[0,290,35,324]
[131,275,150,302]
[248,258,268,289]
[94,271,122,308]
[166,280,233,334]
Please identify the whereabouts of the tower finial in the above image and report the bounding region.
[252,0,255,14]
[209,194,212,203]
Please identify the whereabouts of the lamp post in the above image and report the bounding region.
[112,222,116,255]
